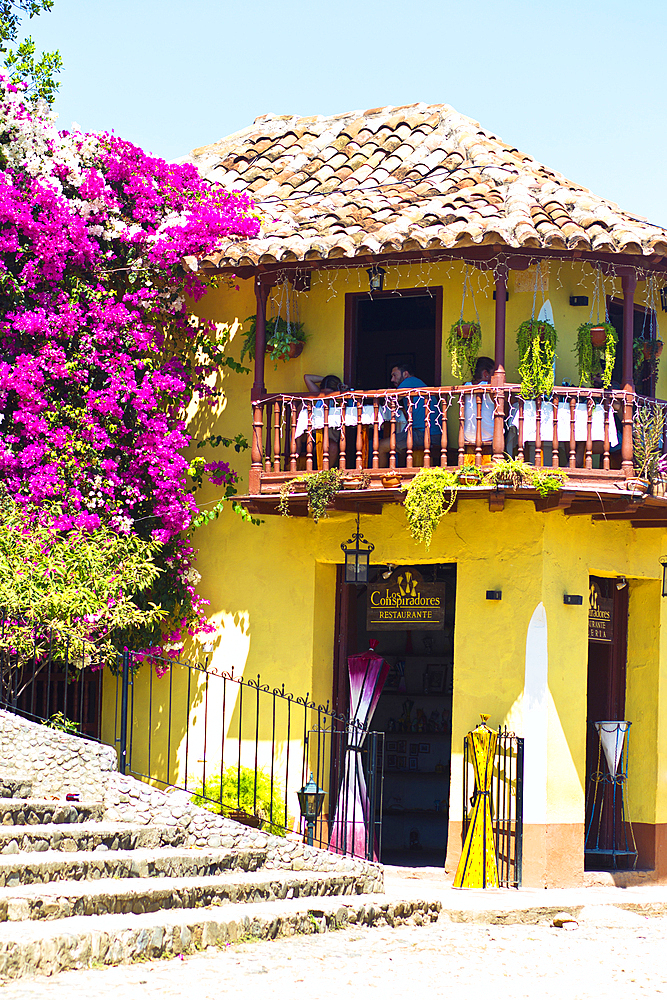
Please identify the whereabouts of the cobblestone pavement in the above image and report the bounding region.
[2,908,667,999]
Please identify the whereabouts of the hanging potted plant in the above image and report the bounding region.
[516,319,557,399]
[630,404,666,496]
[278,468,342,522]
[574,321,618,388]
[402,468,460,548]
[240,315,307,363]
[446,319,482,382]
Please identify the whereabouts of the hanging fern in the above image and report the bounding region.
[516,319,557,399]
[446,320,482,381]
[574,322,618,388]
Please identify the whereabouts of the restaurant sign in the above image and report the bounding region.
[367,568,445,631]
[588,580,613,643]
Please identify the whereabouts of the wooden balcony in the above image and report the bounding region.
[243,385,667,522]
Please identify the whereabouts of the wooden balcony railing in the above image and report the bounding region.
[249,386,667,495]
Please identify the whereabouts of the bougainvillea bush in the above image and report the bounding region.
[0,73,259,666]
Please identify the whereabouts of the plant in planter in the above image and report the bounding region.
[191,766,288,837]
[278,468,343,522]
[574,322,618,388]
[483,458,566,496]
[516,319,558,399]
[240,315,307,363]
[446,320,482,381]
[631,404,666,493]
[454,464,485,486]
[402,468,461,548]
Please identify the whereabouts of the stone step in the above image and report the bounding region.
[0,822,184,855]
[0,775,32,800]
[0,893,442,978]
[0,845,267,887]
[0,800,105,826]
[0,869,369,922]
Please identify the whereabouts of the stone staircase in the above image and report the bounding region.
[0,745,440,979]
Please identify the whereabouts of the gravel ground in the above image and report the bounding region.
[2,908,667,999]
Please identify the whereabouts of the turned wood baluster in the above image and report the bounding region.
[551,392,559,468]
[518,398,524,463]
[306,400,313,472]
[406,396,413,469]
[423,394,431,467]
[273,401,281,473]
[289,403,297,473]
[440,398,447,468]
[602,394,611,471]
[569,397,577,468]
[339,402,347,471]
[621,391,634,476]
[535,396,542,469]
[264,407,272,474]
[322,401,330,471]
[492,388,504,463]
[390,397,397,471]
[458,393,465,467]
[585,396,594,470]
[475,392,483,466]
[250,403,264,494]
[356,399,363,470]
[372,400,380,469]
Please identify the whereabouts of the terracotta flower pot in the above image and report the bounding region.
[343,477,365,490]
[381,474,402,489]
[266,341,304,360]
[227,809,263,829]
[589,326,607,348]
[642,340,664,360]
[457,323,473,339]
[625,477,650,496]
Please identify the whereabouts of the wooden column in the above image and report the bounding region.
[251,276,269,401]
[621,272,637,477]
[491,265,508,387]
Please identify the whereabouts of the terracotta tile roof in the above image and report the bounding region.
[188,103,667,269]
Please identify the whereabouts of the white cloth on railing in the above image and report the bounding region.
[463,387,495,444]
[294,402,383,438]
[509,400,619,446]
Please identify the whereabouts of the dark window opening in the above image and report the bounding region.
[351,293,439,390]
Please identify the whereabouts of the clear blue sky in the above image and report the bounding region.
[25,0,667,226]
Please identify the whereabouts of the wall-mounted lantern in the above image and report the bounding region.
[660,557,667,597]
[341,511,374,584]
[661,287,667,313]
[297,773,325,846]
[366,266,386,292]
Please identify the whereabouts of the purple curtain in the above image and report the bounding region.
[329,642,389,859]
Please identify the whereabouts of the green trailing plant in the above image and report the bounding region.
[446,320,482,381]
[44,712,79,734]
[483,458,566,497]
[516,319,558,399]
[191,766,288,837]
[403,468,462,548]
[575,322,618,388]
[632,404,666,485]
[240,315,307,363]
[278,468,343,522]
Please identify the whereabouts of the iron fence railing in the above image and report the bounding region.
[462,727,524,888]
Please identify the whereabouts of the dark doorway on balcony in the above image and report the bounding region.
[344,288,442,390]
[607,297,657,396]
[333,562,456,867]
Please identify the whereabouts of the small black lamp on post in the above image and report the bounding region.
[297,773,325,846]
[660,557,667,597]
[341,510,374,584]
[366,266,386,292]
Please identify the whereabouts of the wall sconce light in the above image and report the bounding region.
[341,510,374,584]
[569,295,589,307]
[616,577,627,590]
[297,773,325,847]
[661,287,667,313]
[382,563,397,580]
[486,590,502,601]
[660,557,667,597]
[366,266,386,292]
[563,594,583,605]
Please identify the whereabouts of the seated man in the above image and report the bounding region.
[379,365,441,467]
[463,357,496,460]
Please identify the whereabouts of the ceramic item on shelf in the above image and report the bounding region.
[381,474,402,489]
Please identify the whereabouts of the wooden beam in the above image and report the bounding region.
[533,494,572,512]
[334,500,384,514]
[489,491,505,512]
[630,521,667,528]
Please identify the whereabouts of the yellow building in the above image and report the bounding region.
[158,103,667,887]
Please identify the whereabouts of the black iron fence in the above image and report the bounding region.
[462,727,524,888]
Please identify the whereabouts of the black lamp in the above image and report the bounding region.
[341,510,374,584]
[297,773,325,846]
[366,266,385,292]
[660,557,667,597]
[661,286,667,313]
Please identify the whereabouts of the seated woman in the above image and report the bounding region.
[298,374,346,467]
